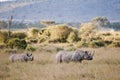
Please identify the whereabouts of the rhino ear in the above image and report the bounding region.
[84,51,88,54]
[26,53,29,56]
[30,53,32,56]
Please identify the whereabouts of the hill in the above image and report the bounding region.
[0,0,120,22]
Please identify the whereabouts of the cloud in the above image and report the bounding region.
[0,0,13,2]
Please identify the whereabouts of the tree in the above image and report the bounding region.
[91,16,110,27]
[8,15,13,39]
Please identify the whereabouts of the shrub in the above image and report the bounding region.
[91,16,110,27]
[79,23,97,42]
[108,41,120,47]
[39,28,50,36]
[4,49,17,53]
[75,41,89,48]
[90,36,102,41]
[7,38,27,49]
[31,28,39,37]
[88,42,98,48]
[104,41,112,45]
[0,31,9,43]
[38,36,49,43]
[67,31,78,43]
[11,32,27,39]
[29,39,38,43]
[93,40,105,47]
[26,45,36,51]
[26,37,38,44]
[79,23,97,35]
[48,24,73,42]
[38,24,80,43]
[102,32,112,36]
[0,43,6,49]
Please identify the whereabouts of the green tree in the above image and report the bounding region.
[91,16,110,27]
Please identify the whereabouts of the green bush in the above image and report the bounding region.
[0,31,9,43]
[88,42,98,48]
[93,40,105,47]
[4,49,17,53]
[0,43,6,49]
[40,24,73,42]
[26,37,38,44]
[26,45,36,51]
[31,28,39,37]
[67,31,78,43]
[49,24,73,42]
[11,32,27,39]
[104,41,112,45]
[38,36,49,43]
[79,23,97,35]
[75,41,89,48]
[108,41,120,47]
[7,38,27,49]
[29,39,38,43]
[38,24,80,43]
[39,28,50,36]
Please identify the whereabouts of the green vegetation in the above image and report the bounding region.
[11,32,27,39]
[31,28,39,37]
[26,45,36,51]
[0,16,120,80]
[7,38,27,49]
[0,17,120,49]
[39,24,76,43]
[91,16,110,27]
[0,31,9,43]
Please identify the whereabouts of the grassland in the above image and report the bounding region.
[0,45,120,80]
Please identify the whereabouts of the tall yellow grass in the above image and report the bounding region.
[0,46,120,80]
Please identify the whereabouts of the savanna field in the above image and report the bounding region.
[0,46,120,80]
[0,0,120,80]
[0,17,120,80]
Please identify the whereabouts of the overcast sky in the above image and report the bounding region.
[0,0,13,2]
[0,0,120,22]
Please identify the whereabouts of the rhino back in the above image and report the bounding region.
[9,54,26,62]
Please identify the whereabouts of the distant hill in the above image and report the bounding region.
[0,0,120,23]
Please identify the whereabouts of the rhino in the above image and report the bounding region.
[9,53,34,62]
[56,50,94,63]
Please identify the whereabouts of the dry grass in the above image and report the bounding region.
[0,47,120,80]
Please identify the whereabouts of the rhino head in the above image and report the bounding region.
[26,53,34,61]
[83,51,94,60]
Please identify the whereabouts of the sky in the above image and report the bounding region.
[0,0,120,22]
[0,0,13,2]
[0,0,8,1]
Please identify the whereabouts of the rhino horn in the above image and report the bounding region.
[92,51,95,56]
[88,51,92,55]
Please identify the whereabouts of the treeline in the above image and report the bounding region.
[0,16,120,30]
[0,24,120,51]
[0,17,120,51]
[0,21,44,30]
